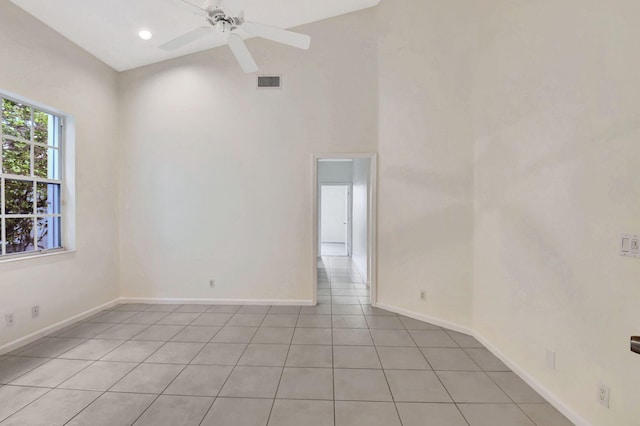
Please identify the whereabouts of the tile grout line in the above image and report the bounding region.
[438,329,531,425]
[481,366,545,426]
[5,336,127,424]
[329,255,375,425]
[0,385,55,423]
[193,305,250,426]
[401,310,471,426]
[264,308,299,426]
[58,304,205,425]
[61,304,190,425]
[371,335,405,426]
[109,304,238,426]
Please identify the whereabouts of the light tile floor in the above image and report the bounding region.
[0,256,574,425]
[321,243,348,257]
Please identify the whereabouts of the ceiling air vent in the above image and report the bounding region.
[257,75,282,89]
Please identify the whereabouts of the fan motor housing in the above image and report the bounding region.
[207,9,242,30]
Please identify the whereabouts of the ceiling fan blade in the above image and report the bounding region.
[227,33,258,73]
[159,26,211,51]
[179,0,205,12]
[243,22,311,50]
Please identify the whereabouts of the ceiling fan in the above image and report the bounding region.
[160,0,311,73]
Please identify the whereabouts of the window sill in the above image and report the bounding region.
[0,249,76,265]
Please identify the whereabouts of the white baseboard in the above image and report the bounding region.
[352,263,368,287]
[473,331,589,426]
[1,297,314,356]
[118,297,315,306]
[375,302,473,335]
[0,298,120,356]
[375,302,589,426]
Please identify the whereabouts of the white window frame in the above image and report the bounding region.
[0,89,76,263]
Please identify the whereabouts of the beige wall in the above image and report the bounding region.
[471,1,640,424]
[117,9,378,302]
[376,0,475,328]
[0,2,120,347]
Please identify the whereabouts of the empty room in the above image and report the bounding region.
[0,0,638,425]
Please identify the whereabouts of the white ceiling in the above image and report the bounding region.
[10,0,381,72]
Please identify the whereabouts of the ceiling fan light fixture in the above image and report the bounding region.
[138,30,153,40]
[215,21,229,34]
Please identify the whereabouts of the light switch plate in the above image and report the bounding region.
[620,234,640,258]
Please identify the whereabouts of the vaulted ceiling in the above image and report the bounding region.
[10,0,381,71]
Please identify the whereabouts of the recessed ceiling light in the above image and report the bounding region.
[138,30,153,41]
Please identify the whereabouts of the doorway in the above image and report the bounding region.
[313,154,377,306]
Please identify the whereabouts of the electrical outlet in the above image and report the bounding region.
[209,280,215,288]
[32,305,40,319]
[5,314,14,326]
[597,382,610,408]
[420,290,426,301]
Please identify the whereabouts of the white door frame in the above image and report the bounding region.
[312,153,378,306]
[319,183,352,257]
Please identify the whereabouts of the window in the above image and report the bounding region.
[1,96,63,257]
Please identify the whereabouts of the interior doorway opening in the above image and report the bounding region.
[314,154,377,306]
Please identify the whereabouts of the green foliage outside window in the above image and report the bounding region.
[2,98,61,254]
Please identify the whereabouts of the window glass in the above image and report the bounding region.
[1,96,63,257]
